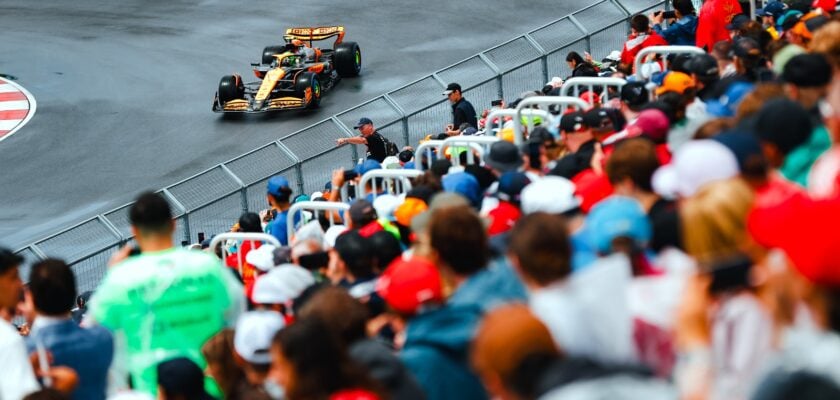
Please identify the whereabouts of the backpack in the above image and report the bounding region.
[381,135,399,157]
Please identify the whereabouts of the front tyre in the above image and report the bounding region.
[295,72,321,109]
[218,74,244,104]
[334,42,361,77]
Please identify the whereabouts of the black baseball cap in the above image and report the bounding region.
[726,14,751,30]
[620,82,648,108]
[559,111,589,133]
[687,53,720,80]
[668,53,694,74]
[584,108,613,132]
[442,83,462,95]
[354,117,373,129]
[782,53,832,88]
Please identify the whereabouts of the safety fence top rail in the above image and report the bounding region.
[209,232,281,277]
[287,201,351,244]
[16,0,664,289]
[357,169,424,199]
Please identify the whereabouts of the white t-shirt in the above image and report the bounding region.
[0,319,40,399]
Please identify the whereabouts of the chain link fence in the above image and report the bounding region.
[15,0,666,289]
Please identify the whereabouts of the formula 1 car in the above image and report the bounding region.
[212,26,361,114]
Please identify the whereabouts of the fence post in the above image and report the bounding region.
[220,164,248,213]
[568,14,590,55]
[477,53,504,101]
[275,141,305,196]
[161,188,191,244]
[28,244,48,261]
[381,94,410,147]
[97,215,126,245]
[523,34,549,84]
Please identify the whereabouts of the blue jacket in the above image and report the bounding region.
[653,15,698,46]
[401,265,526,400]
[26,319,113,400]
[401,304,487,400]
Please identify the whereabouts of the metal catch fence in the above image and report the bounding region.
[15,0,667,291]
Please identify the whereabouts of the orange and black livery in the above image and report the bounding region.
[212,25,361,114]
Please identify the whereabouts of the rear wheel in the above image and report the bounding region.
[262,45,286,65]
[218,75,244,104]
[334,41,361,77]
[295,72,321,109]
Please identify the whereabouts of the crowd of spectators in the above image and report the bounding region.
[3,0,840,399]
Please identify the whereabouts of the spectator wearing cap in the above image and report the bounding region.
[725,14,751,39]
[336,117,388,163]
[711,37,770,99]
[299,287,425,400]
[686,53,721,101]
[24,259,113,400]
[606,138,681,253]
[584,196,656,275]
[329,230,382,306]
[486,171,530,236]
[549,111,597,179]
[443,83,478,136]
[265,175,296,246]
[780,53,832,186]
[251,264,315,322]
[522,139,548,180]
[157,357,215,400]
[619,14,668,72]
[695,0,742,51]
[785,11,830,48]
[442,171,482,209]
[620,81,649,123]
[508,212,637,365]
[755,98,826,188]
[88,192,244,396]
[758,1,787,39]
[232,311,285,397]
[585,107,619,143]
[656,71,711,151]
[650,0,698,46]
[225,212,264,296]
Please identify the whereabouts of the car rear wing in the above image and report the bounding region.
[284,26,346,47]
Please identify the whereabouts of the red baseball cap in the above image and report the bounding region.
[376,257,443,315]
[748,194,840,286]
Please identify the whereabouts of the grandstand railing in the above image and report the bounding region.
[15,0,667,292]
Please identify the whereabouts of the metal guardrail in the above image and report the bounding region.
[14,0,666,292]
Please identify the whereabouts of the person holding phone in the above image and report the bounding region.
[650,0,699,46]
[443,82,477,136]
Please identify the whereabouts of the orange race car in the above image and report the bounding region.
[212,26,361,114]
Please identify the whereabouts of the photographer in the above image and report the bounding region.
[650,0,698,46]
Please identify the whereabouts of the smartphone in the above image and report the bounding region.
[197,232,205,243]
[662,10,676,19]
[707,254,753,294]
[491,99,503,108]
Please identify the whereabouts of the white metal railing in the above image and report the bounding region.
[209,232,281,276]
[287,201,350,243]
[356,169,424,199]
[560,77,627,106]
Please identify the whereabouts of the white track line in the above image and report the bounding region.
[0,100,29,111]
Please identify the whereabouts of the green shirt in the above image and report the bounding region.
[781,125,831,187]
[90,248,244,395]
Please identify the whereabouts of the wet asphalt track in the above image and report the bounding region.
[0,0,583,249]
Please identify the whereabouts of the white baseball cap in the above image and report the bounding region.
[652,139,739,199]
[246,244,280,272]
[252,264,315,305]
[520,176,580,215]
[234,311,285,364]
[373,194,401,222]
[324,225,348,248]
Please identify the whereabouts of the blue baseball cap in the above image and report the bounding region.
[442,172,481,208]
[584,196,651,254]
[354,159,382,176]
[354,117,373,129]
[705,82,754,117]
[712,130,763,173]
[758,1,787,19]
[267,176,291,196]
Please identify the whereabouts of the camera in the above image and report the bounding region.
[343,169,360,181]
[655,10,677,19]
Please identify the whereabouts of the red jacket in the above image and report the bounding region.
[620,31,668,70]
[696,0,742,51]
